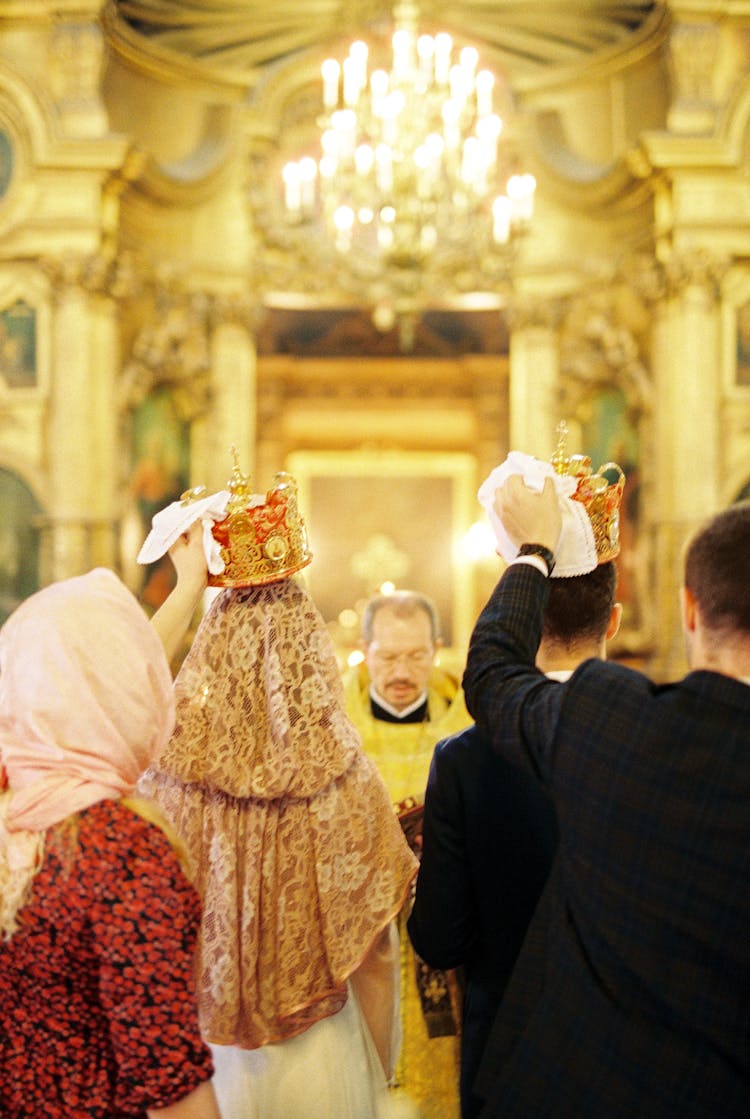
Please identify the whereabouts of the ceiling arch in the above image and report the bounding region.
[110,1,662,84]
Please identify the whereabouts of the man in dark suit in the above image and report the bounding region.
[463,471,750,1118]
[407,562,621,1119]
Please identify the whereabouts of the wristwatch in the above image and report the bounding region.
[517,542,556,576]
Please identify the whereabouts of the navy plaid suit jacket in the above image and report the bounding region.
[407,725,558,1119]
[462,563,750,1118]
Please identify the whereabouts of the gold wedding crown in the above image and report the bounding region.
[550,421,626,563]
[183,450,313,587]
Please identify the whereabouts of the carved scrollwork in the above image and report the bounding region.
[41,253,114,297]
[617,252,668,306]
[558,290,653,418]
[206,292,265,333]
[662,247,730,300]
[118,291,212,421]
[40,251,148,300]
[505,293,566,334]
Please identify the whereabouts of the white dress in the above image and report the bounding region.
[210,984,398,1119]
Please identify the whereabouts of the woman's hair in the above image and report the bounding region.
[543,561,618,645]
[684,500,750,635]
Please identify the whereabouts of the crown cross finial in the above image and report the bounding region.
[545,421,626,564]
[226,446,253,510]
[551,420,570,474]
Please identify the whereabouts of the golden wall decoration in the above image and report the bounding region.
[286,448,478,659]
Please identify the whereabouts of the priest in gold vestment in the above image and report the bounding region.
[344,591,472,1119]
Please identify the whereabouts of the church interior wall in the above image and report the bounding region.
[0,1,748,677]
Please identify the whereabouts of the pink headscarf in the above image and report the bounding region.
[0,569,174,936]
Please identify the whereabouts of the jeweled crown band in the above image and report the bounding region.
[551,421,625,564]
[181,452,313,588]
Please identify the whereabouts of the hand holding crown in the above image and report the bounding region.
[169,522,210,591]
[137,450,312,590]
[477,422,625,577]
[494,474,563,555]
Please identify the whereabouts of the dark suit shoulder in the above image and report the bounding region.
[432,724,482,761]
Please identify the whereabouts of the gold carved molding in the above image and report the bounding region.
[662,248,730,300]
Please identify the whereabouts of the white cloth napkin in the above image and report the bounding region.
[477,451,598,577]
[136,490,231,576]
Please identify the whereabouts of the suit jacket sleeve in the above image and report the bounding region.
[462,563,567,784]
[407,738,477,969]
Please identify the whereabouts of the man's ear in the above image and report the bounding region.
[681,586,697,633]
[606,602,623,642]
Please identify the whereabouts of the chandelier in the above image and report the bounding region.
[253,2,535,342]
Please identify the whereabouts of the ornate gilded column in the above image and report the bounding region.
[637,4,748,676]
[650,248,727,677]
[506,295,564,458]
[40,254,121,584]
[192,295,259,488]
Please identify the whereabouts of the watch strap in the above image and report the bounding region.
[517,542,556,575]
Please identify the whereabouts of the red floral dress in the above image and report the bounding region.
[0,799,214,1118]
